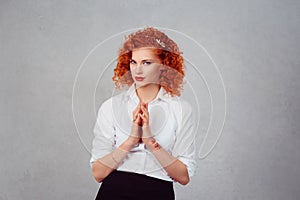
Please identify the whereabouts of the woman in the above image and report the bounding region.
[90,27,196,200]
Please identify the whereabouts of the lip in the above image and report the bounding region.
[135,76,145,81]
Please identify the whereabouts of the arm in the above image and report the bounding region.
[92,137,136,183]
[140,102,196,185]
[91,102,143,183]
[142,127,190,185]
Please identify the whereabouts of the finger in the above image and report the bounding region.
[139,113,145,121]
[134,114,142,126]
[140,105,149,118]
[143,108,149,119]
[133,110,139,121]
[133,102,142,118]
[138,114,143,127]
[134,109,140,119]
[143,102,148,108]
[136,102,142,112]
[139,113,148,125]
[134,109,141,121]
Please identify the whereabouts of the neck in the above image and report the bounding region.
[135,83,161,103]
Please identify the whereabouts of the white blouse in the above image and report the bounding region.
[90,83,197,182]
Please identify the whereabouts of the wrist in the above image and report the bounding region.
[121,139,136,151]
[142,136,153,146]
[143,137,161,152]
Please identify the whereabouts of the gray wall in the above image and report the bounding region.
[1,0,299,199]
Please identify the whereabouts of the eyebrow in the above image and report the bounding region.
[130,59,158,62]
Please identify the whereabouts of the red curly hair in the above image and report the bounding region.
[112,27,185,97]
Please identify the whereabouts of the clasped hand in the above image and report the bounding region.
[127,102,153,146]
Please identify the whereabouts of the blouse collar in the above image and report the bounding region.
[125,83,170,104]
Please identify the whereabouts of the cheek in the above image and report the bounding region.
[145,66,161,77]
[129,67,135,75]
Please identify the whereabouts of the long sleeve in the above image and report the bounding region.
[90,98,115,167]
[172,100,197,178]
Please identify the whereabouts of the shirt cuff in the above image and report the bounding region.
[177,157,196,178]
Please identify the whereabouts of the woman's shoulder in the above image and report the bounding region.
[168,96,193,112]
[166,96,193,126]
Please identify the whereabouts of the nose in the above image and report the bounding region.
[135,64,143,74]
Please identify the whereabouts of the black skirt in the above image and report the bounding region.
[95,170,174,200]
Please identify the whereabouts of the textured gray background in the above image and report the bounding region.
[1,0,300,199]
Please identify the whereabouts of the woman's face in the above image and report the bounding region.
[130,48,162,88]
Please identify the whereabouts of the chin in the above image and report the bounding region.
[135,82,148,88]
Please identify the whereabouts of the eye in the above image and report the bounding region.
[143,61,152,65]
[129,60,136,64]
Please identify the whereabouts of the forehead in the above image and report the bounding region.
[131,47,160,60]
